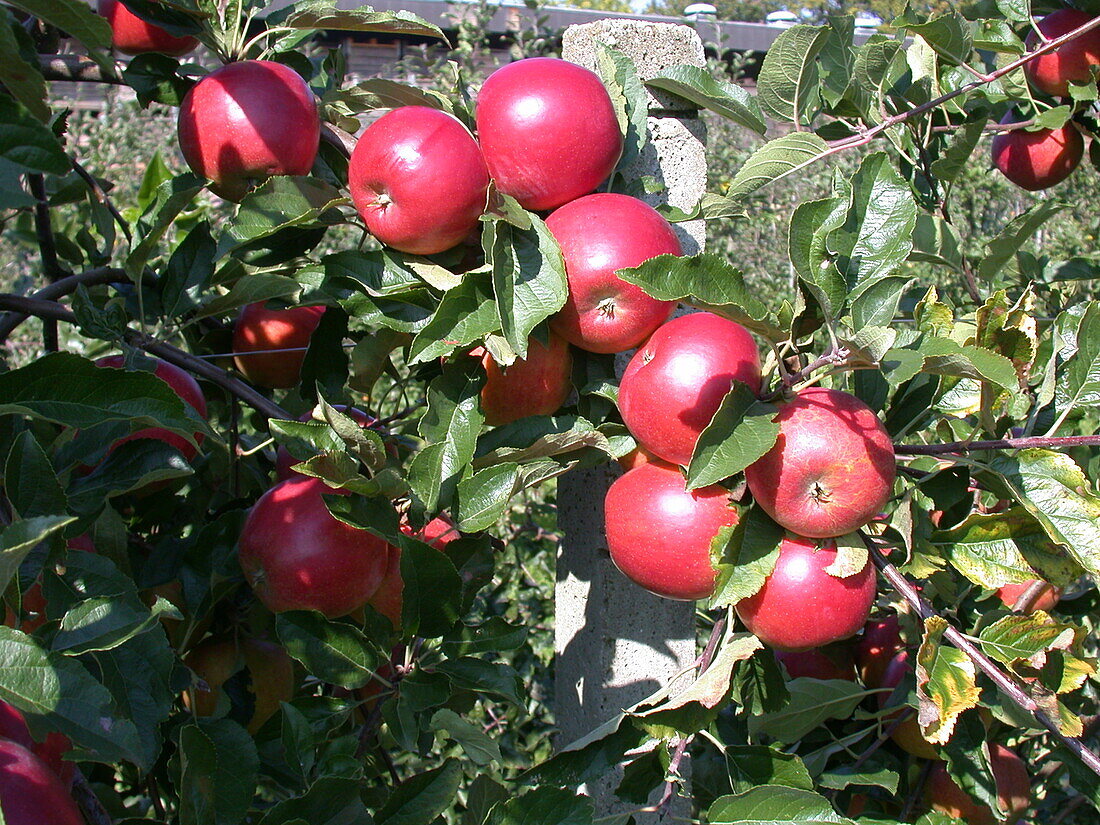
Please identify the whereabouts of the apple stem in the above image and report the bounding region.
[896,434,1100,455]
[860,531,1100,778]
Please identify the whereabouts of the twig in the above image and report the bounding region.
[0,267,129,342]
[901,760,933,821]
[0,294,290,421]
[861,532,1100,778]
[70,158,132,244]
[766,345,851,400]
[72,769,114,825]
[896,434,1100,455]
[27,173,65,352]
[37,54,123,84]
[1013,579,1057,614]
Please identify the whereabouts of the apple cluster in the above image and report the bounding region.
[992,10,1100,191]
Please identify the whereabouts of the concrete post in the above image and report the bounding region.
[555,21,708,821]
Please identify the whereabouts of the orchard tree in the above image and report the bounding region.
[0,0,1099,824]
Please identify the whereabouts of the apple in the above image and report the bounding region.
[275,405,385,481]
[616,443,676,472]
[991,115,1083,191]
[232,302,326,389]
[177,60,320,202]
[995,579,1062,613]
[0,739,82,825]
[744,387,896,539]
[475,57,622,211]
[0,702,72,786]
[925,743,1030,825]
[546,193,681,354]
[619,313,761,466]
[856,614,904,688]
[474,333,573,426]
[348,106,490,255]
[735,535,877,652]
[878,650,940,761]
[184,637,295,734]
[776,646,856,681]
[97,0,198,56]
[367,516,459,627]
[95,356,207,461]
[603,461,740,601]
[238,476,392,618]
[1024,9,1100,98]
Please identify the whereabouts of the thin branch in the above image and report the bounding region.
[0,294,290,421]
[72,769,114,825]
[27,173,65,352]
[765,345,851,400]
[0,267,129,342]
[861,533,1100,778]
[1013,579,1057,614]
[37,54,123,84]
[71,158,132,244]
[896,434,1100,455]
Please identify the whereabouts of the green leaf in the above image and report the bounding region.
[275,612,379,689]
[979,611,1085,665]
[910,214,964,272]
[709,506,782,610]
[219,176,343,252]
[1055,301,1100,421]
[916,617,979,744]
[376,760,463,825]
[160,220,215,316]
[434,658,524,707]
[687,386,779,490]
[473,416,611,469]
[430,708,501,765]
[902,12,973,65]
[912,336,1020,392]
[0,93,69,175]
[823,533,868,578]
[281,0,446,42]
[5,0,112,57]
[399,537,464,638]
[327,78,455,116]
[441,617,527,657]
[788,196,847,318]
[748,679,866,744]
[708,785,856,823]
[724,132,829,201]
[454,463,520,532]
[485,787,595,825]
[53,596,173,655]
[645,65,766,135]
[724,746,815,794]
[178,719,259,825]
[123,53,196,107]
[127,172,205,278]
[757,25,829,127]
[195,274,302,321]
[930,114,987,185]
[817,766,898,793]
[594,43,648,172]
[0,516,73,595]
[976,200,1067,283]
[257,776,372,825]
[484,214,568,359]
[0,11,48,121]
[5,431,66,519]
[408,274,499,364]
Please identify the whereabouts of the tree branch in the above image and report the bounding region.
[765,345,851,400]
[0,267,129,342]
[896,434,1100,455]
[27,173,65,351]
[861,532,1100,778]
[37,54,123,84]
[72,769,114,825]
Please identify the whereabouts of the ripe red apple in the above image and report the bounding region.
[995,579,1062,613]
[925,743,1030,825]
[744,387,896,539]
[178,60,320,202]
[94,356,207,461]
[1024,9,1100,98]
[776,646,856,681]
[546,193,680,354]
[735,535,877,652]
[232,302,325,389]
[367,516,459,626]
[474,333,573,426]
[348,106,490,255]
[0,739,82,825]
[619,313,761,466]
[856,614,904,688]
[97,0,199,56]
[238,476,392,618]
[604,462,740,601]
[184,637,296,734]
[992,115,1083,191]
[878,650,940,761]
[616,444,676,472]
[0,702,72,786]
[475,57,622,211]
[275,405,384,481]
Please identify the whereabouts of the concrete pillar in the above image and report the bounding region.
[555,21,708,821]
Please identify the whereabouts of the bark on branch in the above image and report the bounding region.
[896,434,1100,455]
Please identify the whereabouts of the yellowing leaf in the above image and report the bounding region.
[916,617,979,745]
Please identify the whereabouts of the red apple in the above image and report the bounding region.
[616,444,676,472]
[0,702,72,786]
[348,106,490,255]
[0,739,82,825]
[232,302,325,389]
[475,57,622,211]
[275,405,383,481]
[94,356,207,461]
[776,647,856,681]
[925,743,1030,825]
[546,193,680,354]
[619,313,761,466]
[474,333,573,426]
[178,60,320,202]
[367,516,459,626]
[238,477,392,618]
[878,650,940,761]
[744,387,896,539]
[1024,9,1100,98]
[735,535,877,652]
[97,0,198,56]
[856,614,904,688]
[995,579,1062,613]
[603,462,740,601]
[992,115,1083,191]
[184,637,296,734]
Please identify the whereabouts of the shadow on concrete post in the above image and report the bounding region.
[555,20,708,823]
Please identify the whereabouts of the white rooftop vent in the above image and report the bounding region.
[766,10,799,26]
[684,2,718,16]
[854,13,883,29]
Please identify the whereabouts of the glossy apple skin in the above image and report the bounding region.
[0,739,83,825]
[178,60,320,202]
[238,477,392,618]
[744,387,896,539]
[992,115,1083,191]
[878,650,940,760]
[475,57,622,211]
[546,194,680,354]
[475,333,573,425]
[94,356,207,461]
[1024,9,1100,97]
[184,637,295,734]
[926,743,1030,825]
[275,406,380,481]
[97,0,198,56]
[996,579,1062,613]
[856,614,904,688]
[735,535,877,652]
[619,313,761,466]
[349,106,490,255]
[604,462,739,601]
[0,702,73,786]
[368,516,459,626]
[232,302,325,389]
[776,647,856,681]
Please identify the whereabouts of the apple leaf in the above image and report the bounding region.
[0,92,70,175]
[823,533,868,579]
[473,416,611,469]
[724,132,829,201]
[454,463,521,533]
[708,506,782,610]
[178,719,260,825]
[747,680,866,745]
[276,612,381,689]
[256,777,372,825]
[687,385,779,490]
[408,273,500,363]
[757,25,829,126]
[708,785,857,824]
[596,43,649,172]
[645,64,766,136]
[5,430,66,520]
[484,787,595,825]
[66,441,195,514]
[1055,301,1100,421]
[975,200,1067,284]
[0,515,72,595]
[279,0,447,42]
[431,708,502,766]
[723,746,815,794]
[5,0,113,64]
[978,611,1087,671]
[0,11,48,123]
[896,11,973,65]
[400,537,465,639]
[789,196,847,319]
[218,176,343,252]
[915,617,979,744]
